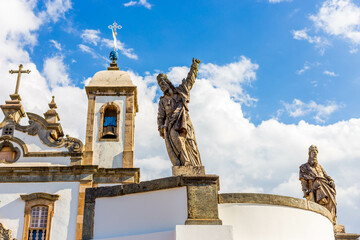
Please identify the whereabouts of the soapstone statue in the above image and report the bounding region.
[157,58,202,167]
[299,145,337,223]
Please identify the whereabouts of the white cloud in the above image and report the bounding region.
[124,0,152,9]
[323,70,338,76]
[292,29,329,53]
[102,38,138,60]
[282,99,341,123]
[79,29,138,60]
[296,65,310,75]
[81,29,101,46]
[294,0,360,52]
[43,55,70,88]
[50,39,62,51]
[310,0,360,44]
[296,62,321,75]
[124,1,137,7]
[199,56,259,105]
[39,0,72,23]
[350,47,358,54]
[78,44,99,58]
[272,173,303,198]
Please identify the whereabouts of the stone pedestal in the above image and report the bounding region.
[334,225,360,240]
[172,166,205,176]
[334,225,346,233]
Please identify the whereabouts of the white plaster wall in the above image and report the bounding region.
[14,131,69,152]
[93,187,187,239]
[0,182,79,240]
[218,203,335,240]
[93,96,126,168]
[94,230,174,240]
[175,225,234,240]
[0,137,71,166]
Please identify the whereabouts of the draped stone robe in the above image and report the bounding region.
[157,65,202,167]
[299,162,337,223]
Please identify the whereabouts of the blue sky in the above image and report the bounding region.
[27,0,360,125]
[1,0,360,233]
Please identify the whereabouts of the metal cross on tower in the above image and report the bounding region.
[108,21,122,51]
[9,64,31,96]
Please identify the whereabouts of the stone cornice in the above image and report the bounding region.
[219,193,333,223]
[0,165,140,184]
[20,192,60,202]
[85,175,219,202]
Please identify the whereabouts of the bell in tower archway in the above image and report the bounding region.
[102,107,117,139]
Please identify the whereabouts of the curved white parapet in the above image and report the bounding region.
[218,193,335,240]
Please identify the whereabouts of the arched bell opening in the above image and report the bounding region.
[103,106,117,139]
[99,102,120,141]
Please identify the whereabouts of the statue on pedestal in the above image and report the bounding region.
[299,145,337,224]
[157,58,202,168]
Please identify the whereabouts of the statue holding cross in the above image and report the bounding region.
[9,64,31,100]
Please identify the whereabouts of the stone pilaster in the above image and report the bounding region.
[75,180,94,240]
[123,94,135,168]
[84,95,95,165]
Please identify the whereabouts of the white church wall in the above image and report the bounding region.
[0,182,79,240]
[14,131,69,152]
[93,96,126,168]
[93,187,187,239]
[218,203,335,240]
[92,230,175,240]
[175,225,234,240]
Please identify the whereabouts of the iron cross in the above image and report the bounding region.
[108,21,122,38]
[9,64,31,95]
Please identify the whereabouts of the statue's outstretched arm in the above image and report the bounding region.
[179,58,200,94]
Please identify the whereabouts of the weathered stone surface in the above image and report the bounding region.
[0,223,14,240]
[334,224,346,233]
[0,166,140,184]
[186,182,222,225]
[172,166,205,176]
[157,58,202,167]
[219,193,333,223]
[299,145,337,224]
[335,233,360,240]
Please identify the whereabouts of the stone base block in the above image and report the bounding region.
[185,219,222,225]
[172,166,205,176]
[334,225,346,233]
[335,233,360,240]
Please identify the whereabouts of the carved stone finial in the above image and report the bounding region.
[44,96,60,124]
[48,96,57,109]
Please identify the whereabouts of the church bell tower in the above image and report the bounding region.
[83,22,138,168]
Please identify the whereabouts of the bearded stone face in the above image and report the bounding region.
[308,148,318,167]
[158,78,173,96]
